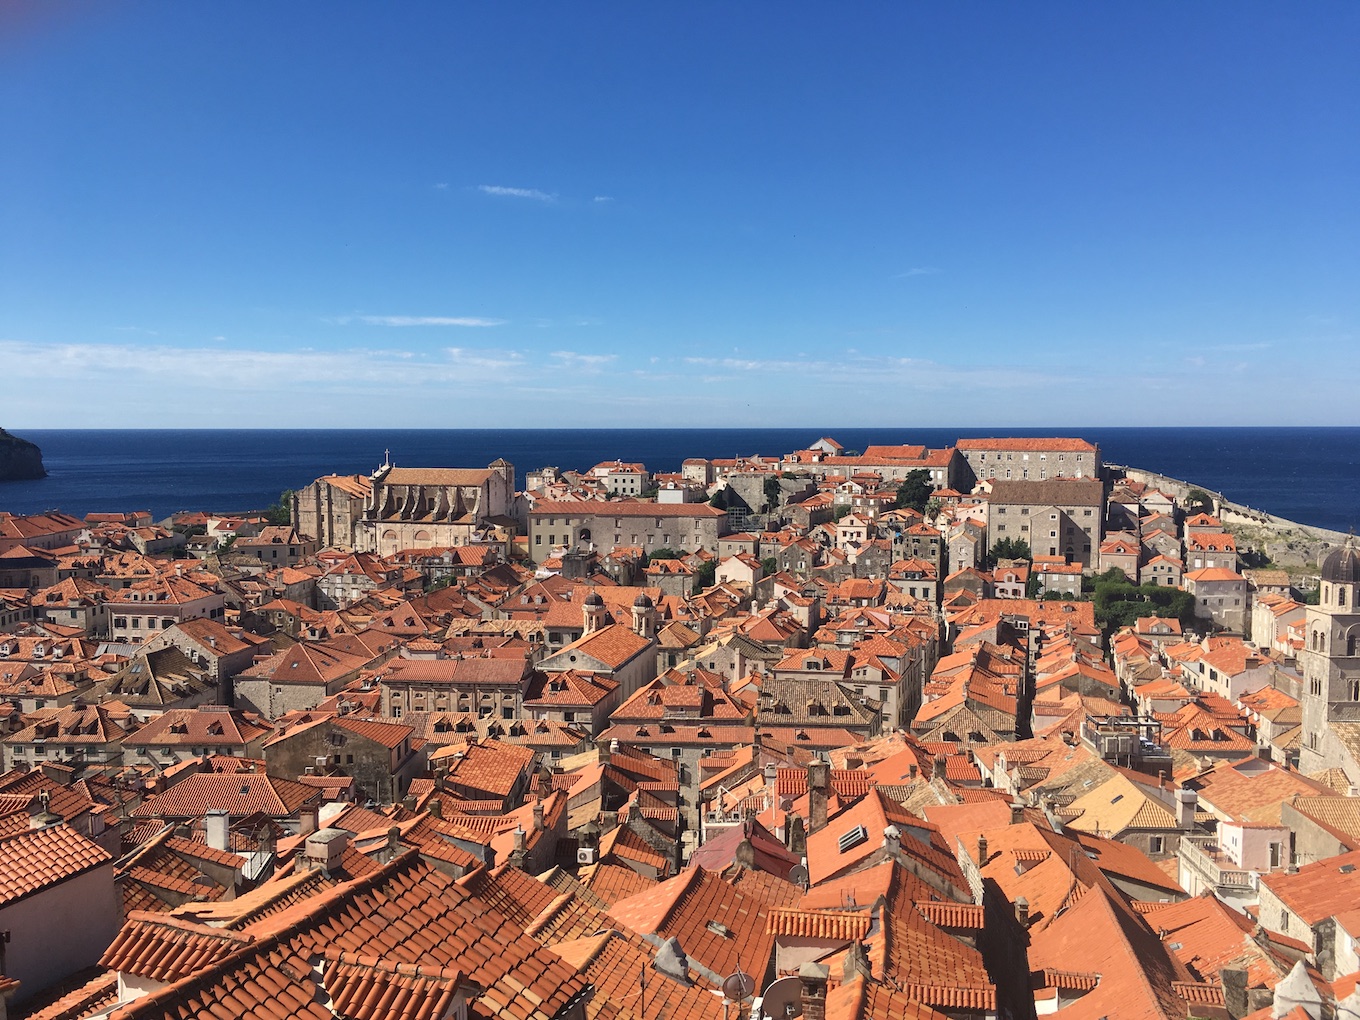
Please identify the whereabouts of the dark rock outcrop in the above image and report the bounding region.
[0,429,46,481]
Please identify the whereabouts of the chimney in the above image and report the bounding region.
[807,761,830,834]
[304,828,349,877]
[29,790,60,831]
[532,801,545,832]
[1010,801,1025,825]
[842,941,872,983]
[1221,968,1249,1020]
[908,763,918,780]
[298,803,319,837]
[428,798,443,820]
[882,824,901,859]
[508,827,529,870]
[386,824,401,861]
[786,813,807,855]
[205,809,230,851]
[1176,789,1197,830]
[653,937,691,985]
[597,738,611,765]
[798,962,829,1020]
[934,752,947,779]
[763,762,778,789]
[977,833,989,865]
[1015,896,1029,927]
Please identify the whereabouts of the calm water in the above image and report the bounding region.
[1,428,1357,533]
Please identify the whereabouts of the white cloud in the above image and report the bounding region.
[356,315,506,327]
[896,267,940,278]
[478,184,555,201]
[593,195,614,203]
[551,350,617,370]
[434,182,449,190]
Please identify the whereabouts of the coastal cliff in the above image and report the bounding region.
[0,429,46,481]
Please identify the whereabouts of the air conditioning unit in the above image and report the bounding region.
[577,847,597,865]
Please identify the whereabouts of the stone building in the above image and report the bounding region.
[1298,540,1360,775]
[293,456,514,554]
[987,477,1104,568]
[263,713,422,804]
[956,437,1101,486]
[528,500,729,563]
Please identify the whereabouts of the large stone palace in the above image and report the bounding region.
[292,454,515,554]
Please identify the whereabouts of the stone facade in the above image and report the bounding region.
[294,459,514,555]
[987,478,1104,568]
[528,500,729,563]
[956,437,1101,486]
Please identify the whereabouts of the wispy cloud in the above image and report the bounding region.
[433,182,449,190]
[896,267,940,278]
[478,184,555,202]
[354,315,506,327]
[593,195,614,203]
[551,350,616,370]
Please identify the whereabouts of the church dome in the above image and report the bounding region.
[584,592,605,608]
[1321,540,1360,584]
[633,593,654,609]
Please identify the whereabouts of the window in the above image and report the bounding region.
[1149,835,1165,854]
[1349,679,1360,702]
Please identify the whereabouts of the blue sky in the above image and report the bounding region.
[1,4,1356,427]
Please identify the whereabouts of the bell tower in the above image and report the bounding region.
[1298,537,1360,772]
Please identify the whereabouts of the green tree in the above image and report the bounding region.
[264,490,293,526]
[1184,489,1214,515]
[988,538,1032,565]
[649,548,682,561]
[763,476,783,511]
[923,497,942,519]
[893,469,933,512]
[691,560,717,592]
[1025,574,1042,598]
[761,556,778,575]
[709,489,729,510]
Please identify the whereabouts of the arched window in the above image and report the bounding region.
[1341,587,1348,607]
[1350,634,1358,657]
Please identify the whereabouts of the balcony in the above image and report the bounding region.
[1179,837,1255,891]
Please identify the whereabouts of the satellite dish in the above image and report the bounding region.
[722,969,756,1002]
[760,976,803,1020]
[787,863,809,889]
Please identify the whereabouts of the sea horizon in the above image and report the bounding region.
[3,426,1357,534]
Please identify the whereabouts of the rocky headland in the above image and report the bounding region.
[0,429,46,481]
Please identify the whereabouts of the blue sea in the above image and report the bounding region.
[1,428,1357,533]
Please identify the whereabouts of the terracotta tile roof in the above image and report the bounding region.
[1259,848,1360,926]
[131,771,320,820]
[957,437,1096,452]
[766,907,871,940]
[125,707,272,748]
[580,861,654,906]
[607,866,788,987]
[100,911,253,982]
[0,822,112,908]
[444,740,535,800]
[20,971,119,1020]
[319,948,467,1020]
